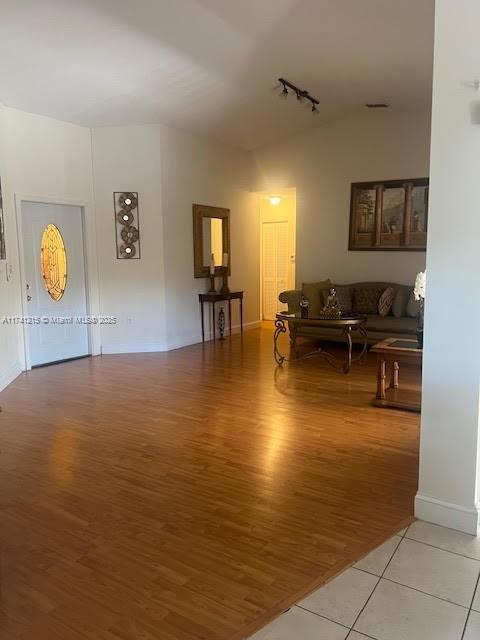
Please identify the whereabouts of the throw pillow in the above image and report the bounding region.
[301,279,331,317]
[327,286,352,313]
[406,290,420,318]
[392,287,410,318]
[378,287,395,317]
[353,287,384,315]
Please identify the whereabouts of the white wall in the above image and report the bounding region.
[92,125,166,353]
[253,109,431,286]
[92,123,259,353]
[0,106,99,389]
[415,0,480,534]
[159,125,258,348]
[0,108,259,387]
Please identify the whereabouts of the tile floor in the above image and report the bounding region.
[250,521,480,640]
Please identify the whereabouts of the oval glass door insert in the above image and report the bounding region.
[40,224,67,301]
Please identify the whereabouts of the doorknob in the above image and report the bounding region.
[27,294,32,301]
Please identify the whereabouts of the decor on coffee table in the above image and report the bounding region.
[319,288,342,319]
[114,191,141,259]
[274,312,368,373]
[349,177,428,251]
[300,296,309,318]
[371,337,422,412]
[414,270,426,348]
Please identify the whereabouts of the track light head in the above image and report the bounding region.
[276,78,319,116]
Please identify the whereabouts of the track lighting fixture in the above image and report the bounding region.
[278,78,319,114]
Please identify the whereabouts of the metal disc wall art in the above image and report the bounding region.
[114,191,141,259]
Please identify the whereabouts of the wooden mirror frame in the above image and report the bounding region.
[193,204,230,278]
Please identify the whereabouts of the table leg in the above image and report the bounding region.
[200,300,205,343]
[343,326,353,373]
[240,298,243,337]
[212,302,215,343]
[228,299,232,337]
[376,356,386,399]
[289,324,298,359]
[273,318,287,365]
[391,361,399,388]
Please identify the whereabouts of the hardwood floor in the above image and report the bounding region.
[0,325,420,640]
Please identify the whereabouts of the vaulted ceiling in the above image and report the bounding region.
[0,0,434,149]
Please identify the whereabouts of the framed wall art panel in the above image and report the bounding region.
[349,177,428,251]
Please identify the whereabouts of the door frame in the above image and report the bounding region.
[15,194,101,370]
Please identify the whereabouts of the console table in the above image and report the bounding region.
[199,291,243,342]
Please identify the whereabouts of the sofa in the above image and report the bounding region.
[278,281,419,345]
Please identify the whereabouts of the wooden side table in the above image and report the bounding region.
[371,337,422,412]
[199,291,243,343]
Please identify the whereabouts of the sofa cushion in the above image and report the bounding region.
[365,314,417,334]
[378,287,395,317]
[353,286,384,314]
[392,287,410,318]
[302,280,331,316]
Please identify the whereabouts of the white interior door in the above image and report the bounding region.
[22,202,89,367]
[262,221,289,320]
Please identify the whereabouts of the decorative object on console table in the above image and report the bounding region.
[198,291,243,343]
[413,270,426,348]
[114,191,141,259]
[349,177,428,251]
[220,252,230,294]
[208,252,216,293]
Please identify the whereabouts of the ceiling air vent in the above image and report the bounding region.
[365,103,389,108]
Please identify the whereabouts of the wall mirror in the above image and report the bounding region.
[193,204,230,278]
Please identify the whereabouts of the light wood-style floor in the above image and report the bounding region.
[0,325,420,640]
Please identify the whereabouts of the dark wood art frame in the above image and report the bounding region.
[193,204,230,278]
[349,177,429,251]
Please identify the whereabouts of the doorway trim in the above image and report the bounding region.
[14,193,101,371]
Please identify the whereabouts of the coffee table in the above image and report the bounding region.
[371,337,422,412]
[274,312,368,373]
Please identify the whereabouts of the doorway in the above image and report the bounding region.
[260,191,296,321]
[21,201,90,367]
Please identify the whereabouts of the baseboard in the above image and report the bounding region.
[100,320,262,355]
[415,493,480,535]
[0,361,23,393]
[101,342,167,355]
[164,320,262,352]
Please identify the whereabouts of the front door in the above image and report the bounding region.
[22,202,89,367]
